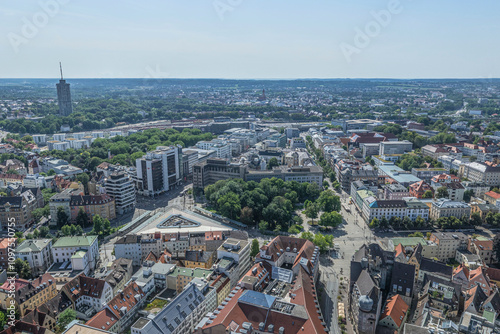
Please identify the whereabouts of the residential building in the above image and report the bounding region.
[103,258,134,293]
[256,235,320,283]
[362,200,407,223]
[484,191,500,209]
[383,183,409,200]
[23,174,47,188]
[15,239,53,276]
[429,199,471,221]
[61,274,113,317]
[430,173,465,201]
[216,238,251,279]
[150,263,176,289]
[167,267,214,293]
[417,274,460,317]
[49,188,75,227]
[429,232,468,261]
[378,294,409,332]
[0,273,58,317]
[132,280,214,334]
[389,262,416,306]
[0,238,16,271]
[51,236,99,272]
[104,171,136,215]
[199,266,328,334]
[409,180,434,199]
[184,250,215,269]
[468,238,495,266]
[350,180,378,199]
[417,259,453,282]
[85,282,146,333]
[406,198,430,221]
[459,162,500,186]
[209,273,231,307]
[421,145,450,159]
[135,146,183,197]
[69,194,116,223]
[463,182,490,198]
[411,168,448,183]
[471,203,499,220]
[0,189,39,231]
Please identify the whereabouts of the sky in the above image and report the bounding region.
[1,0,499,79]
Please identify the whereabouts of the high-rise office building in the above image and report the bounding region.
[56,63,73,116]
[135,146,183,197]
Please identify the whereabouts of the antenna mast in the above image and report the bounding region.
[59,62,63,80]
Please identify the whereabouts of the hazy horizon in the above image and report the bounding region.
[2,1,499,79]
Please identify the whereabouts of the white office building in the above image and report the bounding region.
[135,145,183,197]
[105,171,136,215]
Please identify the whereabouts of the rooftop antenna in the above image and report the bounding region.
[59,62,63,80]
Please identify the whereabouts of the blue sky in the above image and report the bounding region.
[1,0,499,78]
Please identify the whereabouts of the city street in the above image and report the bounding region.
[319,189,377,334]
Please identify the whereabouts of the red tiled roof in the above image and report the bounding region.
[471,239,493,251]
[380,294,409,328]
[86,308,119,331]
[486,267,500,281]
[485,191,500,200]
[395,243,405,257]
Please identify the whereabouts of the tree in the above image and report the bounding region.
[76,173,90,190]
[250,239,260,257]
[470,212,483,226]
[240,207,254,225]
[317,190,341,212]
[32,208,44,222]
[58,308,76,332]
[408,231,424,238]
[436,186,449,199]
[305,183,321,200]
[39,226,50,238]
[267,157,279,169]
[61,225,72,236]
[0,311,6,329]
[56,207,69,228]
[485,212,495,226]
[463,189,474,203]
[76,208,89,227]
[323,180,330,189]
[47,169,56,176]
[258,220,269,232]
[93,215,104,234]
[369,218,379,228]
[305,203,319,222]
[13,258,31,279]
[33,229,40,238]
[311,233,334,253]
[217,193,241,220]
[319,212,343,228]
[422,190,434,199]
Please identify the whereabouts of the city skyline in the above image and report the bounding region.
[1,0,499,79]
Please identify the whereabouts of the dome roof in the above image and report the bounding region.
[359,295,373,312]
